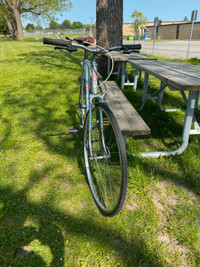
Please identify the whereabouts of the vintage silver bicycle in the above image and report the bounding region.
[43,37,137,216]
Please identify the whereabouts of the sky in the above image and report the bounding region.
[22,0,200,27]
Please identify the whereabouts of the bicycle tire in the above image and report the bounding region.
[84,102,127,216]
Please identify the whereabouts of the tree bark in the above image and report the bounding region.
[4,15,17,38]
[2,0,24,40]
[96,0,123,73]
[4,16,13,37]
[96,0,123,47]
[13,8,24,40]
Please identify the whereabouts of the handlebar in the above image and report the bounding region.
[43,38,71,47]
[43,37,141,54]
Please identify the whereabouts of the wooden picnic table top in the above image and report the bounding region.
[129,60,200,91]
[105,51,157,61]
[153,60,200,79]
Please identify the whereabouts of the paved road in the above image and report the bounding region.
[123,40,200,59]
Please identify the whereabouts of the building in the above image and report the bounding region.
[122,21,197,40]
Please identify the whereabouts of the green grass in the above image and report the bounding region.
[0,37,199,266]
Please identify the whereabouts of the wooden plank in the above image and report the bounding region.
[104,52,128,61]
[155,61,200,79]
[102,81,151,136]
[129,60,200,91]
[121,53,157,60]
[104,51,157,62]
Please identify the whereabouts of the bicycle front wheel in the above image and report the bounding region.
[84,103,127,216]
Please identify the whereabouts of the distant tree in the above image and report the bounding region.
[0,0,72,40]
[183,16,188,21]
[35,24,43,30]
[71,21,83,29]
[49,20,61,29]
[131,10,147,28]
[83,24,90,28]
[0,16,9,36]
[25,23,35,31]
[60,19,71,29]
[83,23,95,28]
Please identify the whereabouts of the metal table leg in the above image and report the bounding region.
[136,91,198,158]
[133,68,139,92]
[139,72,149,110]
[107,57,111,76]
[121,61,126,90]
[180,90,200,134]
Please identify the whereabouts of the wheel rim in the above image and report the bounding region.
[84,105,125,215]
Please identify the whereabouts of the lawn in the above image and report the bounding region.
[0,37,199,266]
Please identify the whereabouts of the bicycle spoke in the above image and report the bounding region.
[84,103,127,216]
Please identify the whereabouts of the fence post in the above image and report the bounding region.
[152,17,159,55]
[187,10,198,59]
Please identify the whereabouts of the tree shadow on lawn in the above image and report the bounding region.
[0,112,13,152]
[2,44,199,264]
[0,45,173,266]
[18,47,84,71]
[0,166,167,267]
[128,151,200,196]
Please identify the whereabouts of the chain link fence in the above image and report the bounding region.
[23,28,91,37]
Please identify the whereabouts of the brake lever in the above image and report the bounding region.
[54,46,77,52]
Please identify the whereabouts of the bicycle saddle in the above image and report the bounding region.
[75,36,95,46]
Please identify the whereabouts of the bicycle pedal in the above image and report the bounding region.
[68,129,80,134]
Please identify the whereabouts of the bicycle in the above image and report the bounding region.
[43,36,137,216]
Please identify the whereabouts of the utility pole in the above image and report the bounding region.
[90,17,94,36]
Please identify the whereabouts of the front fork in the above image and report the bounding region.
[88,99,109,161]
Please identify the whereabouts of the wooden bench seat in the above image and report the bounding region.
[101,81,151,136]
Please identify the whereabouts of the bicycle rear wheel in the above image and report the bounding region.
[84,103,127,216]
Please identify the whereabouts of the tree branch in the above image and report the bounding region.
[4,0,14,10]
[20,4,43,15]
[20,8,42,15]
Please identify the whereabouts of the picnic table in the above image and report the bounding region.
[105,51,157,90]
[128,60,200,158]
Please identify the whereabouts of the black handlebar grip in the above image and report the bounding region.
[43,37,70,47]
[122,44,142,50]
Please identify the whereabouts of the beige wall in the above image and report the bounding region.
[122,21,189,37]
[123,23,134,36]
[96,21,200,40]
[131,22,200,40]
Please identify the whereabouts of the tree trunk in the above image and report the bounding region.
[13,8,24,40]
[4,16,14,38]
[96,0,123,47]
[96,0,123,73]
[4,15,18,39]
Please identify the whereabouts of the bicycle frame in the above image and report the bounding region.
[78,53,102,123]
[79,52,108,160]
